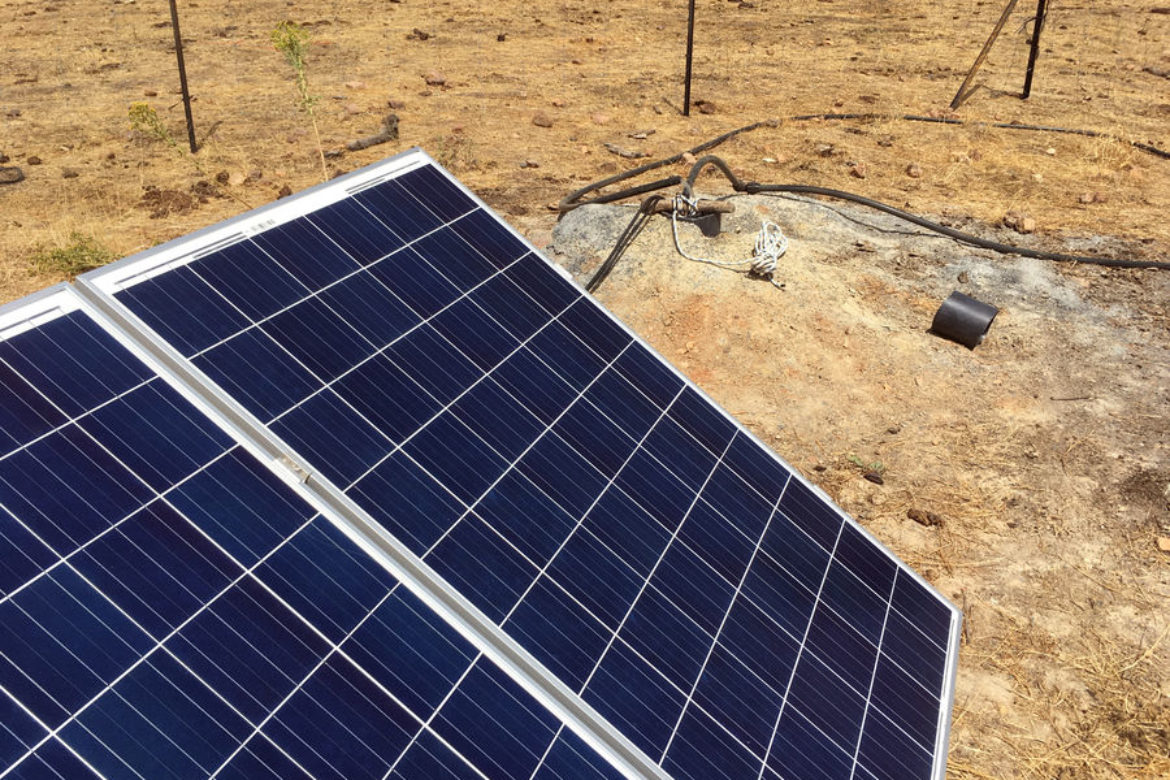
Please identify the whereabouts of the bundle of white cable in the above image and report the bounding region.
[671,195,788,289]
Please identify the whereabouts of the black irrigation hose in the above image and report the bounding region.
[559,112,1168,213]
[680,154,1170,270]
[586,195,663,293]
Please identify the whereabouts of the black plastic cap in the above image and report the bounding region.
[930,291,998,349]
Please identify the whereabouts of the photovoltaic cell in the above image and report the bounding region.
[0,294,617,779]
[74,150,960,779]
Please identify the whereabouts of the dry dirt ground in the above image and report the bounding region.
[2,0,1168,778]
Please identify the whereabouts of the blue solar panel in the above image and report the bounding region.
[0,290,620,779]
[69,150,961,779]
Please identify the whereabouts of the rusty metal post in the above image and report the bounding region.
[1021,0,1049,99]
[950,0,1021,110]
[168,0,198,153]
[683,0,695,116]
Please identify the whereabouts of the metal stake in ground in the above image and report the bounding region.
[1021,0,1049,99]
[683,0,696,116]
[168,0,198,153]
[950,0,1021,110]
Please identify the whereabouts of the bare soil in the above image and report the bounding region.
[2,1,1168,777]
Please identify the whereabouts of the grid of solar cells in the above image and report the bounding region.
[0,306,617,779]
[105,159,957,779]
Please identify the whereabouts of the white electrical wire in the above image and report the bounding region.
[671,195,788,289]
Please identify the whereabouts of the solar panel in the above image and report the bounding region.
[0,287,621,779]
[2,147,961,779]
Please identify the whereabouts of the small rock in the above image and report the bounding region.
[957,270,970,284]
[1157,536,1170,553]
[862,471,884,485]
[590,112,611,126]
[343,103,363,115]
[0,153,9,163]
[344,80,366,90]
[681,152,696,165]
[497,33,507,42]
[387,99,406,109]
[277,184,293,198]
[143,89,157,97]
[407,28,432,41]
[532,112,554,128]
[1003,211,1036,234]
[886,424,902,435]
[227,171,245,187]
[693,99,716,114]
[907,508,945,528]
[27,156,42,165]
[61,168,79,179]
[0,167,24,185]
[551,99,565,108]
[815,143,834,157]
[849,163,867,179]
[1045,147,1056,156]
[423,71,446,86]
[215,170,230,184]
[246,170,263,183]
[520,159,540,169]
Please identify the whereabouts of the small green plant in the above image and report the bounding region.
[271,21,328,181]
[30,233,115,278]
[847,454,885,474]
[129,102,206,175]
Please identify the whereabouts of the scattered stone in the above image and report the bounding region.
[590,112,611,126]
[905,162,922,178]
[1156,536,1170,553]
[603,142,647,159]
[406,28,432,41]
[143,89,157,97]
[497,33,507,42]
[0,167,24,185]
[227,171,245,186]
[815,143,834,157]
[520,159,540,169]
[277,184,293,198]
[693,99,716,114]
[863,471,884,485]
[0,152,9,163]
[532,112,554,128]
[27,156,42,165]
[61,168,79,179]
[886,424,902,435]
[907,508,945,528]
[323,149,345,159]
[344,80,366,90]
[849,163,867,179]
[1003,211,1036,234]
[957,270,970,284]
[1045,147,1056,156]
[215,170,230,184]
[423,71,446,86]
[387,99,406,109]
[628,129,656,140]
[681,152,697,165]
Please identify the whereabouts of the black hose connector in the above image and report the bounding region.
[931,291,998,349]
